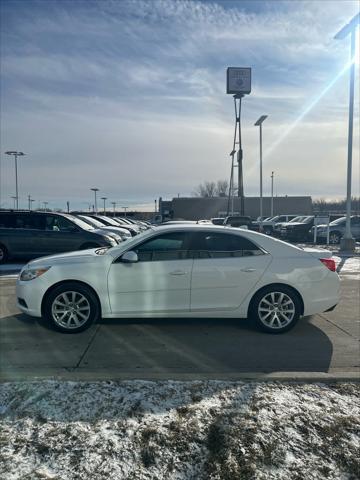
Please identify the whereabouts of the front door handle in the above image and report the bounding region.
[170,270,187,275]
[240,268,256,272]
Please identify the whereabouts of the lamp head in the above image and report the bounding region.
[254,115,268,126]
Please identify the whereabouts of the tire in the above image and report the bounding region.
[264,228,272,236]
[249,285,301,334]
[43,282,100,333]
[329,231,341,245]
[0,244,8,264]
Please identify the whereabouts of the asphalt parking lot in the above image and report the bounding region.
[0,257,359,382]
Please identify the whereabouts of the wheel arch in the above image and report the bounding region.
[247,282,304,317]
[41,279,102,317]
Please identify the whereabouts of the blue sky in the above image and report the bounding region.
[1,0,359,211]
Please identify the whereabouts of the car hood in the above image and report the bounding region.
[26,248,107,268]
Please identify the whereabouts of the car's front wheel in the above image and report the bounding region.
[250,286,301,334]
[43,282,100,333]
[329,231,341,244]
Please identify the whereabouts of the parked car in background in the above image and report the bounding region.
[280,216,315,242]
[0,211,119,263]
[113,217,142,234]
[90,215,139,237]
[255,215,300,235]
[273,216,308,237]
[223,216,253,230]
[211,218,225,225]
[118,217,148,231]
[77,215,132,241]
[16,224,339,335]
[311,216,360,244]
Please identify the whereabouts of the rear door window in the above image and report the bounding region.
[190,232,264,258]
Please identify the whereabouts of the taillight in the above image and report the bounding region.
[320,258,336,272]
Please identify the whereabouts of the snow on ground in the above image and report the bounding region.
[0,381,359,480]
[334,256,360,279]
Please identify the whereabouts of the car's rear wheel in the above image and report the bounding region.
[0,244,8,264]
[329,231,341,244]
[250,286,301,334]
[44,282,100,333]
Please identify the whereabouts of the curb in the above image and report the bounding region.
[1,370,359,383]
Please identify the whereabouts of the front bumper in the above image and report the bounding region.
[16,278,46,318]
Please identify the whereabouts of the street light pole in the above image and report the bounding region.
[335,12,359,252]
[101,197,107,215]
[123,206,128,217]
[271,171,274,217]
[5,151,25,210]
[11,196,17,209]
[254,115,268,231]
[90,188,99,214]
[111,202,116,217]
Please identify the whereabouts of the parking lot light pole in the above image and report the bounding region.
[123,206,128,217]
[101,197,107,215]
[43,201,48,212]
[271,171,274,217]
[335,13,359,252]
[28,195,33,210]
[111,202,116,217]
[91,188,99,214]
[254,115,268,231]
[5,151,25,210]
[11,196,17,209]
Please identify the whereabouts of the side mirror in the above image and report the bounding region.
[121,251,138,263]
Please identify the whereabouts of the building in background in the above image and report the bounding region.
[159,196,313,221]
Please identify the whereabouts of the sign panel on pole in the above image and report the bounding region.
[227,67,252,94]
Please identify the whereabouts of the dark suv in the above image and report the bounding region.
[0,211,118,263]
[280,216,315,242]
[223,216,254,229]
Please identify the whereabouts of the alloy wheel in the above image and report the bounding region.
[258,291,295,329]
[51,291,91,329]
[329,232,340,244]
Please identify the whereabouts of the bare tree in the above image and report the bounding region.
[193,180,229,198]
[193,181,217,197]
[215,179,229,197]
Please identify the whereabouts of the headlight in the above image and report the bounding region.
[20,266,51,281]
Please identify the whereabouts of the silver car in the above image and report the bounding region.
[312,216,360,244]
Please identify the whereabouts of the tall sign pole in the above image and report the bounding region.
[334,13,359,252]
[271,171,274,217]
[226,67,251,216]
[254,115,268,231]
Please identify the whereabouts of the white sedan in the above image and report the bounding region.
[16,225,340,334]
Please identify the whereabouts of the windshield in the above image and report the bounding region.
[290,216,305,223]
[330,217,346,225]
[110,228,154,255]
[63,214,94,231]
[80,215,105,228]
[99,216,121,226]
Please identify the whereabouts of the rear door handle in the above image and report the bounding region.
[170,270,187,275]
[240,268,256,272]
